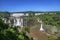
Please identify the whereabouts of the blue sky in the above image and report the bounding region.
[0,0,60,12]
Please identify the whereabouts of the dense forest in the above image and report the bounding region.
[0,11,60,40]
[0,18,31,40]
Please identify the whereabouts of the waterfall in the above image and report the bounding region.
[4,19,7,23]
[40,23,44,31]
[13,18,23,27]
[37,18,44,31]
[16,18,20,26]
[20,18,23,27]
[13,19,16,26]
[8,20,11,23]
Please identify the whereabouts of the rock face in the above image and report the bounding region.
[29,27,47,40]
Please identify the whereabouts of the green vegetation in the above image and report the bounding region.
[0,18,30,40]
[0,11,60,40]
[40,13,60,26]
[0,12,10,18]
[38,12,60,40]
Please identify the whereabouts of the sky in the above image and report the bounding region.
[0,0,60,12]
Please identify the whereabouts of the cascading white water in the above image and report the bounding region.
[37,18,44,31]
[8,20,11,23]
[13,18,23,27]
[16,18,20,26]
[13,19,16,26]
[4,19,7,23]
[40,23,44,31]
[2,18,7,23]
[20,18,23,27]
